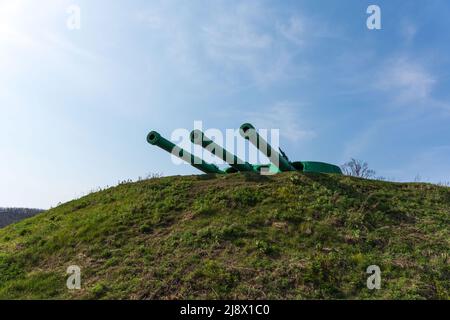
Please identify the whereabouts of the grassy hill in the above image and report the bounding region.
[0,173,448,299]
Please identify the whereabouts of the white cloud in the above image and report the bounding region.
[136,11,164,29]
[244,101,316,142]
[376,58,436,103]
[0,0,101,85]
[399,20,418,43]
[136,1,309,89]
[277,16,304,46]
[374,57,450,114]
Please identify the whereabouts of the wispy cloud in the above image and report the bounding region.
[0,0,101,86]
[276,15,304,46]
[376,57,436,103]
[397,15,424,45]
[375,57,450,113]
[342,57,447,162]
[244,101,316,142]
[400,22,418,43]
[136,1,310,89]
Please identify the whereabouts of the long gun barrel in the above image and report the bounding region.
[239,123,296,172]
[147,131,223,174]
[190,130,254,172]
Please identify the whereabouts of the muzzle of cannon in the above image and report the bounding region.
[239,123,296,172]
[147,131,223,174]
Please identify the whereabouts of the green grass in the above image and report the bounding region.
[0,172,449,299]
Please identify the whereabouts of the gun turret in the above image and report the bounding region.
[147,124,343,175]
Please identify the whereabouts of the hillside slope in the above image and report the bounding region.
[0,173,448,299]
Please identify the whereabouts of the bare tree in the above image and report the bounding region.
[341,158,376,179]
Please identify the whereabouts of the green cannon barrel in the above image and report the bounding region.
[147,131,223,174]
[190,130,255,172]
[239,123,296,172]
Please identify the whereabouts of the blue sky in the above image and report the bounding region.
[1,0,450,208]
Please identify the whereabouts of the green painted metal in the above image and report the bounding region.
[146,123,342,175]
[239,123,296,172]
[251,164,281,174]
[299,161,342,174]
[190,130,255,172]
[147,131,224,174]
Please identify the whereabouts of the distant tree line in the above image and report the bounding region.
[0,208,44,229]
